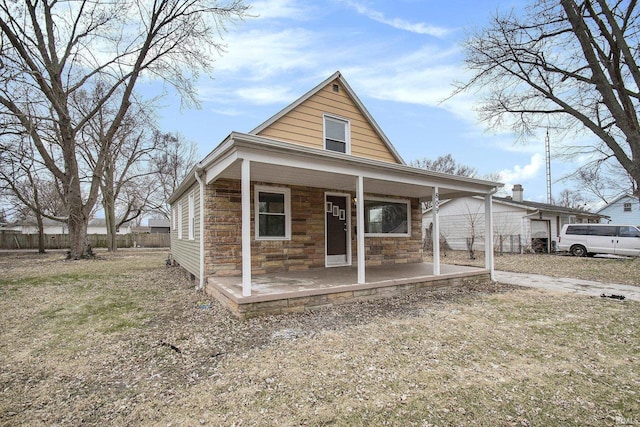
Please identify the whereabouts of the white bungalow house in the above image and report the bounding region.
[7,218,68,234]
[7,218,132,235]
[596,194,640,224]
[423,184,603,254]
[168,71,503,317]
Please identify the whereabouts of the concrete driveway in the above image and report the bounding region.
[495,271,640,302]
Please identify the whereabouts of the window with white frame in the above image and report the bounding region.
[172,207,177,231]
[364,197,410,236]
[624,202,632,212]
[323,114,349,153]
[188,192,195,240]
[177,201,183,239]
[255,186,291,240]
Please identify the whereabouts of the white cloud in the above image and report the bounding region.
[214,28,322,78]
[343,0,452,37]
[249,0,313,20]
[210,107,245,116]
[342,44,468,107]
[235,85,297,105]
[498,153,545,184]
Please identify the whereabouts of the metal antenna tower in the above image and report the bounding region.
[545,128,552,204]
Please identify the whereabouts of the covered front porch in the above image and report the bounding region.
[200,133,500,285]
[206,261,490,318]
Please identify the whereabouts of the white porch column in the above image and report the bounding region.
[356,175,365,284]
[432,186,440,276]
[241,159,252,296]
[484,193,495,280]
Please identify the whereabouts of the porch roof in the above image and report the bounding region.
[175,132,502,202]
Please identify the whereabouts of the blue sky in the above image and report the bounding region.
[145,0,573,203]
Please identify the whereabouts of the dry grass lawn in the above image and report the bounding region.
[0,250,639,426]
[427,250,640,286]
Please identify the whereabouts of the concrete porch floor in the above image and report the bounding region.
[206,262,491,318]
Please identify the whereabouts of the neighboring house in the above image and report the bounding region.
[86,218,133,235]
[168,71,501,315]
[11,218,68,234]
[423,184,603,253]
[6,218,132,235]
[596,194,640,224]
[148,218,171,233]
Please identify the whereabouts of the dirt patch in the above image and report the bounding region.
[1,250,639,426]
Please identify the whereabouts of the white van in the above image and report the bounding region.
[557,224,640,257]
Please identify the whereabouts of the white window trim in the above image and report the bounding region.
[255,185,291,241]
[188,192,195,240]
[363,196,411,237]
[177,201,183,239]
[323,113,351,154]
[172,207,177,231]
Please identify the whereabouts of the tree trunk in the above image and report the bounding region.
[67,214,91,259]
[103,195,118,252]
[102,159,118,252]
[66,182,92,259]
[35,212,45,254]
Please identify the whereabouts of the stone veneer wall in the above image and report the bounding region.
[204,179,243,277]
[204,179,423,277]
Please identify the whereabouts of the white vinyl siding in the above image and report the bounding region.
[597,196,640,224]
[170,183,201,279]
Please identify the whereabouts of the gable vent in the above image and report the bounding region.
[332,84,339,93]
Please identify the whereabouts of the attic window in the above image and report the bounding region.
[624,202,632,212]
[323,114,350,154]
[332,84,339,93]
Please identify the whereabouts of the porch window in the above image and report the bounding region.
[364,197,410,236]
[255,186,291,240]
[324,114,349,153]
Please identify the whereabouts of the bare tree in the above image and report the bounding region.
[148,131,199,219]
[0,137,66,253]
[457,0,640,200]
[0,0,248,258]
[568,162,638,203]
[462,202,484,260]
[410,154,478,177]
[77,87,160,252]
[555,188,589,210]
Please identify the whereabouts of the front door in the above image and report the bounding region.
[325,194,350,266]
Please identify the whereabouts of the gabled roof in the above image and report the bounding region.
[148,218,170,227]
[493,196,602,218]
[12,218,65,227]
[249,71,405,165]
[595,193,636,213]
[422,195,602,219]
[87,218,133,227]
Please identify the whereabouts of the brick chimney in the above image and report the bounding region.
[512,184,524,202]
